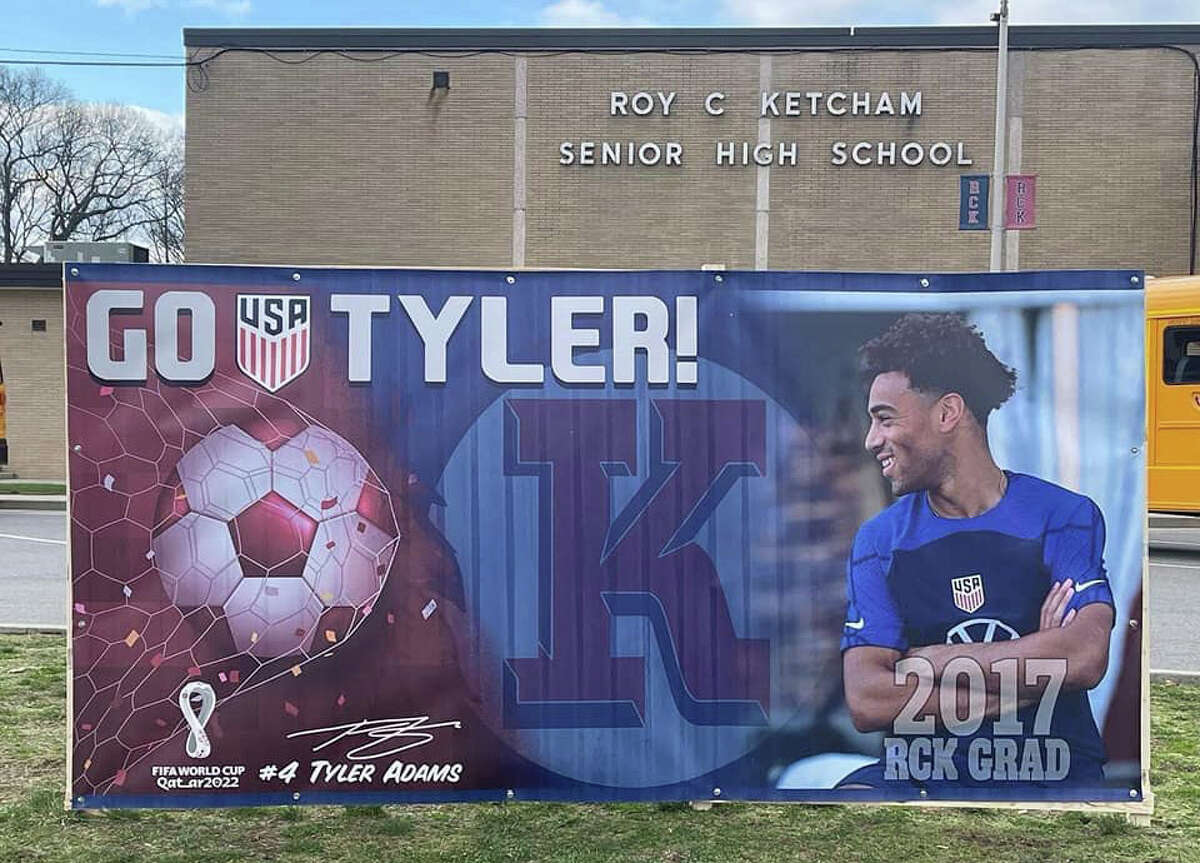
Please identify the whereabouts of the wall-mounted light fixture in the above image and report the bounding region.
[432,70,450,92]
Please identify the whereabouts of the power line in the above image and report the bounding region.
[0,59,187,67]
[0,46,182,60]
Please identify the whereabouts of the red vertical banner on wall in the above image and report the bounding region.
[1005,174,1037,229]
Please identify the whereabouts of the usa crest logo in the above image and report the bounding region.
[951,574,985,613]
[236,295,311,392]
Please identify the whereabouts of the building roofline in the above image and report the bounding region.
[0,264,62,289]
[183,25,1200,52]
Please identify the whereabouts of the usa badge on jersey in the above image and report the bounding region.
[951,574,985,613]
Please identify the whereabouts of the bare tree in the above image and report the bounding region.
[0,68,65,262]
[41,102,161,243]
[138,129,184,262]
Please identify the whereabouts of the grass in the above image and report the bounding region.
[1,632,1197,862]
[0,481,66,495]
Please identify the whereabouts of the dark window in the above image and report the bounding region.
[31,319,46,332]
[1163,326,1200,384]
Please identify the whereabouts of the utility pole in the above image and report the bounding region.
[989,0,1010,272]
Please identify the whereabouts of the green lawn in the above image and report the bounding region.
[0,482,66,495]
[1,633,1197,863]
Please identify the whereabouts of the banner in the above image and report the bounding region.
[958,175,989,231]
[66,266,1146,809]
[1005,175,1038,229]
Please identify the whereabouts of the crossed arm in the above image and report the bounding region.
[843,581,1114,734]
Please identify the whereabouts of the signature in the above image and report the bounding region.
[286,716,463,761]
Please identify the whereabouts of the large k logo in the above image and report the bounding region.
[501,398,771,729]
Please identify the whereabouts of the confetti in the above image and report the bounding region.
[324,629,337,643]
[293,627,306,638]
[83,758,92,770]
[304,449,320,465]
[284,701,299,717]
[321,592,333,603]
[122,585,132,598]
[250,632,259,644]
[187,666,201,677]
[81,723,93,732]
[229,669,240,683]
[290,664,302,677]
[149,653,164,668]
[265,585,279,597]
[325,540,336,550]
[72,444,82,452]
[102,474,115,491]
[76,621,86,629]
[355,521,366,533]
[155,718,167,728]
[73,603,85,614]
[98,386,114,397]
[113,769,126,787]
[218,672,227,683]
[145,550,155,560]
[123,630,140,647]
[336,693,346,707]
[320,496,338,510]
[362,604,373,616]
[386,612,395,625]
[422,599,438,620]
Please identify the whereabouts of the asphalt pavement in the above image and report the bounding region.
[0,509,67,628]
[1,508,1198,675]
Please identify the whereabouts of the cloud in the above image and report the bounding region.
[186,0,253,17]
[723,0,1199,26]
[96,0,165,13]
[539,0,654,27]
[96,0,251,17]
[935,0,1198,24]
[127,105,185,137]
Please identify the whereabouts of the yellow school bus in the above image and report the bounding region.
[1147,276,1200,512]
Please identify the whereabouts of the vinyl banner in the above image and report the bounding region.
[66,266,1147,809]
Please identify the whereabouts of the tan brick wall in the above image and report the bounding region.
[0,289,65,480]
[1019,49,1196,274]
[766,51,997,271]
[186,53,514,268]
[524,53,759,269]
[186,46,1200,276]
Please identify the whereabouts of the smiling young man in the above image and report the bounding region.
[838,313,1114,793]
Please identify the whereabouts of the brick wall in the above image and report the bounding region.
[186,45,1200,275]
[0,288,65,480]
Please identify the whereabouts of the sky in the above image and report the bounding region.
[1,0,1197,122]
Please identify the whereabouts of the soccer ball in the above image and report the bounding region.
[151,424,398,658]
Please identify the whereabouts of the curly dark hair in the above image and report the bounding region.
[859,313,1017,425]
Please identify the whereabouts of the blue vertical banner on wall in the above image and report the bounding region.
[66,265,1147,811]
[959,175,990,230]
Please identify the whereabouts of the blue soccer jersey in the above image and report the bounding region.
[840,471,1114,787]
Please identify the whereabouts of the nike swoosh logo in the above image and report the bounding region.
[844,618,866,630]
[1073,579,1106,591]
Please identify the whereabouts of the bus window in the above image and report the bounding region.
[1163,326,1200,384]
